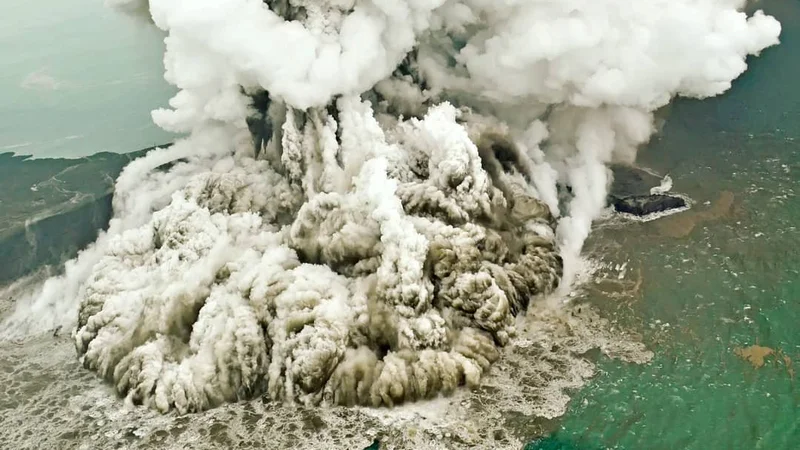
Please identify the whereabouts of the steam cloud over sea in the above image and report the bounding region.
[0,0,780,439]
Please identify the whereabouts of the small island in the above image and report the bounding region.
[609,193,687,216]
[607,165,688,217]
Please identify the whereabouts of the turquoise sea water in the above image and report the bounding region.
[530,0,800,448]
[0,0,175,158]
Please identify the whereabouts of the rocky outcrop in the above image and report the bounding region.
[606,165,687,217]
[609,194,687,216]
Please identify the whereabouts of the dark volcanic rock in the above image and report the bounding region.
[605,164,687,217]
[610,194,686,216]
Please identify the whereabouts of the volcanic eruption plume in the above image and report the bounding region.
[2,0,780,415]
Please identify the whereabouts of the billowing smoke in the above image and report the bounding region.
[2,0,779,415]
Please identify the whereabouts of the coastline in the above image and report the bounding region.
[0,145,169,284]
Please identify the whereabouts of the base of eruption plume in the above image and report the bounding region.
[73,98,564,413]
[0,291,652,450]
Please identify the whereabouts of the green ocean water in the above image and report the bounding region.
[529,1,800,448]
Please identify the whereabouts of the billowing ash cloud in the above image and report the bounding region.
[2,0,779,414]
[73,98,563,413]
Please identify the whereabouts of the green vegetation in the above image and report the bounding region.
[0,147,163,283]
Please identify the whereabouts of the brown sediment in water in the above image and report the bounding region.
[782,354,794,381]
[775,349,794,383]
[592,267,643,301]
[734,345,774,368]
[734,345,796,382]
[655,190,736,238]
